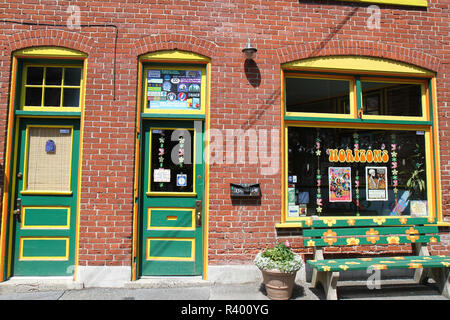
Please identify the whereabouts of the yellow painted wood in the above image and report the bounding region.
[140,50,210,62]
[282,56,433,76]
[337,0,427,7]
[14,47,87,58]
[142,65,207,115]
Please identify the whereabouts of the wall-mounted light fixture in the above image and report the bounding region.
[242,39,257,60]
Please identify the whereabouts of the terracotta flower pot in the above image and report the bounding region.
[261,269,297,300]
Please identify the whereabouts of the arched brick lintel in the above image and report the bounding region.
[6,29,95,56]
[276,40,440,74]
[135,34,218,59]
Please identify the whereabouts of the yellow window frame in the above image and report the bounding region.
[280,56,442,225]
[21,124,74,196]
[21,64,83,112]
[282,122,436,224]
[142,64,207,115]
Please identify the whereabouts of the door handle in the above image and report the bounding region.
[14,198,22,222]
[195,200,202,227]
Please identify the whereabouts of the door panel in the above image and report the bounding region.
[12,118,79,276]
[140,120,204,276]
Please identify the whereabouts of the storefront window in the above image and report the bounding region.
[287,126,428,217]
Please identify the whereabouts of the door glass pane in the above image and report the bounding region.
[287,127,428,217]
[64,68,82,86]
[63,88,80,107]
[26,67,44,85]
[149,129,194,193]
[26,127,72,191]
[45,67,63,85]
[362,82,422,116]
[285,78,350,114]
[25,87,42,106]
[44,88,61,106]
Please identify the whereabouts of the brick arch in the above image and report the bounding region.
[7,29,95,55]
[276,40,440,73]
[135,34,218,59]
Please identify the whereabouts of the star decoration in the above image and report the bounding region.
[316,206,323,213]
[315,150,321,156]
[391,151,397,157]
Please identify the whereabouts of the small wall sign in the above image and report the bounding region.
[230,183,261,197]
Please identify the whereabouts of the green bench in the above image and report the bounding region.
[302,216,450,300]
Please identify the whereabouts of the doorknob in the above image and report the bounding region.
[195,200,202,227]
[14,198,22,222]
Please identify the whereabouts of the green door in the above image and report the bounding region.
[140,120,204,276]
[12,118,80,276]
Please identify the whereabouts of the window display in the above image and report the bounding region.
[287,126,428,217]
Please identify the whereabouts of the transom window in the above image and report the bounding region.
[22,65,82,110]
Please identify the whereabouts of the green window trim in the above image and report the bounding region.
[335,0,427,7]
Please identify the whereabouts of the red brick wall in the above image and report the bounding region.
[0,0,448,268]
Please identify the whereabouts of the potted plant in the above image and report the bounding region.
[254,240,303,300]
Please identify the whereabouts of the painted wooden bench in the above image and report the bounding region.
[302,216,450,300]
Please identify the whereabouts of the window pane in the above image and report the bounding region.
[26,127,72,191]
[25,87,42,106]
[63,88,80,107]
[45,67,63,85]
[150,129,194,193]
[287,127,428,217]
[362,82,422,116]
[26,67,44,85]
[286,78,350,114]
[64,68,81,86]
[146,69,202,111]
[44,88,61,106]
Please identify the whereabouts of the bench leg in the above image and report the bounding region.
[312,271,339,300]
[429,268,450,299]
[413,243,431,284]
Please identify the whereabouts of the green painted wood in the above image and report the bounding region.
[301,217,435,228]
[149,209,193,229]
[303,234,440,247]
[284,115,432,126]
[303,226,439,237]
[21,238,67,259]
[22,207,69,228]
[149,239,193,259]
[13,118,79,276]
[15,110,81,118]
[307,255,450,272]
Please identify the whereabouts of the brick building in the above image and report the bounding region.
[0,0,448,285]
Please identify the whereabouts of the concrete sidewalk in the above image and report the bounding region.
[0,277,447,300]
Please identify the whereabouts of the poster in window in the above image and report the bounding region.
[328,167,352,202]
[366,166,388,201]
[147,69,201,111]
